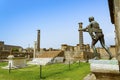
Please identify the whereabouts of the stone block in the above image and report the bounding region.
[89,60,119,73]
[28,58,53,65]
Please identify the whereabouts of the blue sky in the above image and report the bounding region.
[0,0,115,49]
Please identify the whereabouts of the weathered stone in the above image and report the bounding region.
[108,0,120,63]
[84,73,96,80]
[87,59,120,80]
[89,60,119,73]
[28,58,53,65]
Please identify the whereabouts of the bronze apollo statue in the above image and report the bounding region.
[79,16,112,60]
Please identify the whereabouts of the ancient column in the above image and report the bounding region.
[78,22,84,50]
[116,11,120,61]
[37,30,40,52]
[108,0,120,72]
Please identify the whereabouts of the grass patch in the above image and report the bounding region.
[0,62,90,80]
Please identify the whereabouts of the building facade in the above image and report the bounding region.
[0,41,22,51]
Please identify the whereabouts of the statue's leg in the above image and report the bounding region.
[99,37,112,59]
[91,39,98,58]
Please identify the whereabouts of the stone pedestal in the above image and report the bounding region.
[7,55,15,68]
[3,55,27,69]
[89,60,119,73]
[85,59,120,80]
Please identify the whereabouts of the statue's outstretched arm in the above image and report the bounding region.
[79,27,88,32]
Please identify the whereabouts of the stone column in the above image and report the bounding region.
[110,0,120,70]
[78,22,84,51]
[37,30,40,52]
[112,0,120,61]
[116,11,120,61]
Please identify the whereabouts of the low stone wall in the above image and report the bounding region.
[28,58,53,65]
[53,57,64,63]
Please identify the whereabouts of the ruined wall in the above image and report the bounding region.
[97,47,116,58]
[61,44,93,61]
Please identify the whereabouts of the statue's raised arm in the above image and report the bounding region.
[80,16,112,60]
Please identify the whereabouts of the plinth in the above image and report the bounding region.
[84,59,120,80]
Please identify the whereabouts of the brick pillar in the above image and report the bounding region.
[37,30,40,52]
[78,22,84,50]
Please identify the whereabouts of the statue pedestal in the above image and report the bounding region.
[89,60,119,73]
[84,59,120,80]
[3,55,27,69]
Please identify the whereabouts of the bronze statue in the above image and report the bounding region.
[79,16,112,60]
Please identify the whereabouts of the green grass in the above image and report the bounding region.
[0,62,90,80]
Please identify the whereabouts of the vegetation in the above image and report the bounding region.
[12,48,19,52]
[0,62,90,80]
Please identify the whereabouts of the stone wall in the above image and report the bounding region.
[96,46,116,58]
[61,44,93,61]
